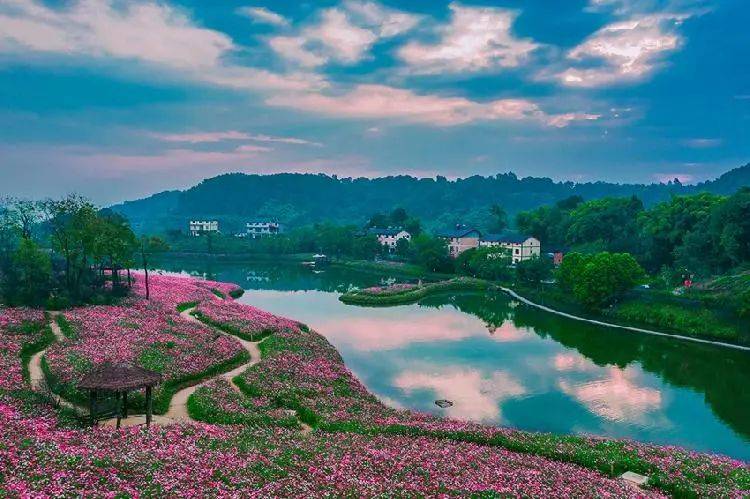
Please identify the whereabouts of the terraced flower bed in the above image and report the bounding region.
[42,274,248,413]
[0,308,49,390]
[192,299,301,341]
[339,277,491,306]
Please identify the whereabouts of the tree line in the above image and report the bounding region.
[0,196,166,307]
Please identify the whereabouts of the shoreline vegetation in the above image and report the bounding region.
[1,273,748,495]
[339,277,492,306]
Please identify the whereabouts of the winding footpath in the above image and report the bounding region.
[499,286,750,353]
[28,305,312,432]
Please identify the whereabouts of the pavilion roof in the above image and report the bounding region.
[78,362,162,391]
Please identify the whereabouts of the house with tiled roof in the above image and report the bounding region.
[479,231,540,264]
[437,224,482,257]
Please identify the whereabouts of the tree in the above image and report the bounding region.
[566,197,644,252]
[139,236,169,300]
[562,252,645,309]
[516,256,553,286]
[489,204,508,233]
[410,234,453,273]
[8,239,52,306]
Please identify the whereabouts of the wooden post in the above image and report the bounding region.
[122,391,128,419]
[115,392,122,429]
[89,389,96,427]
[145,386,153,427]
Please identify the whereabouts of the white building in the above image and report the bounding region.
[245,221,283,239]
[189,220,219,237]
[366,227,411,252]
[479,232,541,264]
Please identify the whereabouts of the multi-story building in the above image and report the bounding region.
[245,221,283,239]
[479,231,541,264]
[189,220,219,237]
[438,225,482,257]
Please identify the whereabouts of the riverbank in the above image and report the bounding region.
[2,273,748,495]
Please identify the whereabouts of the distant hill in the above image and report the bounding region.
[112,163,750,235]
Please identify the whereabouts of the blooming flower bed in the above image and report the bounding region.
[0,308,48,391]
[0,393,659,497]
[193,299,301,341]
[43,274,247,412]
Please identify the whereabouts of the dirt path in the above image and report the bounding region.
[499,286,750,352]
[28,313,83,414]
[162,307,263,422]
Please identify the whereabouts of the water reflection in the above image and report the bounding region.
[155,259,750,459]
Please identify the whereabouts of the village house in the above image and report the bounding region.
[479,231,541,264]
[438,225,482,257]
[245,221,284,239]
[366,227,411,252]
[189,220,219,237]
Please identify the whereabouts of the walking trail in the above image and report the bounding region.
[499,286,750,352]
[28,305,311,432]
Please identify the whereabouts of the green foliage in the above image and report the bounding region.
[566,196,643,252]
[56,315,78,340]
[607,301,737,340]
[408,234,453,273]
[4,239,52,306]
[455,247,513,281]
[339,278,490,306]
[515,256,553,285]
[558,252,645,309]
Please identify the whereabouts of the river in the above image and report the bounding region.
[155,259,750,460]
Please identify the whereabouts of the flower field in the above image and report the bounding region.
[0,273,748,496]
[193,299,301,341]
[0,308,48,390]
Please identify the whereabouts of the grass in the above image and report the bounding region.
[191,311,276,342]
[606,301,738,341]
[19,319,55,383]
[187,384,298,428]
[210,288,226,299]
[339,277,491,306]
[229,288,245,299]
[176,301,198,313]
[55,314,78,339]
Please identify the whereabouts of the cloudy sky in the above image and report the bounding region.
[0,0,748,204]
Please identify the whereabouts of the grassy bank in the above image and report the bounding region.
[339,277,492,306]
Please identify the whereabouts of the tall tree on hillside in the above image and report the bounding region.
[139,236,169,300]
[489,204,508,233]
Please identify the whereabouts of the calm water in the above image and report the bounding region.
[156,259,750,460]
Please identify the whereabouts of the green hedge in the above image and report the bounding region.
[191,312,275,342]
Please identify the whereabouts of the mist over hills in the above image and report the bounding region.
[112,163,750,235]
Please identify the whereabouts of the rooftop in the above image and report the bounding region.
[78,362,163,391]
[437,224,482,239]
[481,231,534,244]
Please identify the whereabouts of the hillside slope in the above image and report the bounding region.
[112,164,750,234]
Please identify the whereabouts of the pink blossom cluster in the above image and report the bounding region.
[0,308,46,390]
[44,278,244,393]
[0,393,660,497]
[361,283,418,295]
[129,272,241,308]
[195,299,300,337]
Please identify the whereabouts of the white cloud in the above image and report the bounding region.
[398,3,539,74]
[0,0,324,92]
[682,137,722,148]
[151,130,321,146]
[236,6,289,27]
[269,2,418,68]
[305,8,377,64]
[343,0,421,37]
[557,12,693,87]
[267,84,599,127]
[268,35,327,68]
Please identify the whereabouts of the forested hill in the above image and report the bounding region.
[112,163,750,235]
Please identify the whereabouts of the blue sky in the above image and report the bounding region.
[0,0,748,204]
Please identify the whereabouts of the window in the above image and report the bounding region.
[515,248,519,254]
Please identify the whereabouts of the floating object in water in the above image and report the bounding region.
[620,471,649,486]
[435,399,453,408]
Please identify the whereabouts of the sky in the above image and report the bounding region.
[0,0,748,205]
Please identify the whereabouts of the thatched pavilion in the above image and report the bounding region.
[78,362,162,428]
